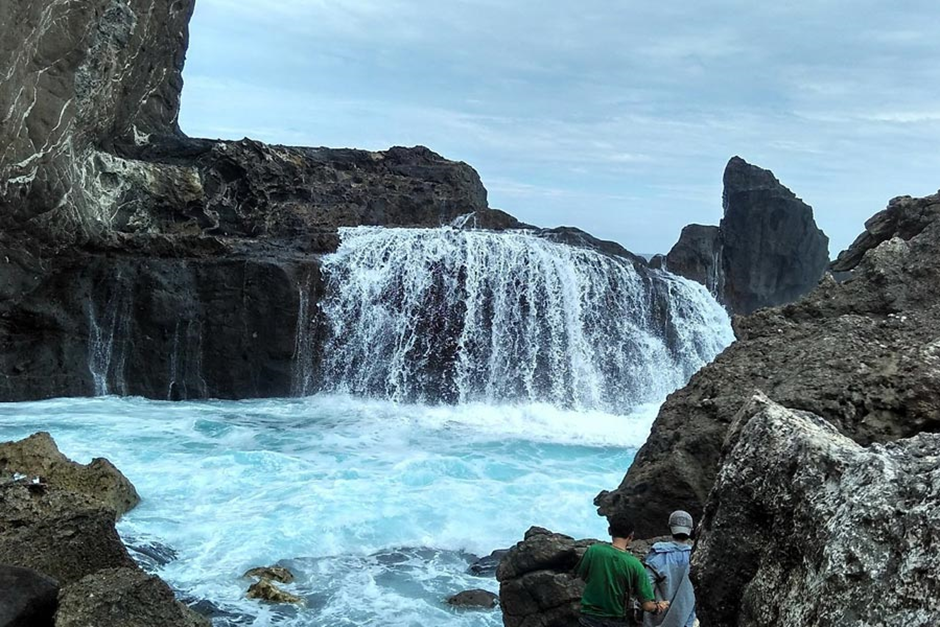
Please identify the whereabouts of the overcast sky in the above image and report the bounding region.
[180,0,940,255]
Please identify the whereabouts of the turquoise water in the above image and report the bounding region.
[0,394,653,627]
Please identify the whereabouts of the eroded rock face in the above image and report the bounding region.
[665,157,829,315]
[693,394,940,627]
[598,190,940,538]
[56,567,210,627]
[0,431,139,515]
[0,482,135,585]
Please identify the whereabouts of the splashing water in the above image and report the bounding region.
[317,227,733,410]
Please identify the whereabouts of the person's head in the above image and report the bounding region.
[607,513,636,541]
[668,510,694,541]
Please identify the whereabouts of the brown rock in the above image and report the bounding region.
[243,565,295,584]
[55,567,209,627]
[246,579,304,605]
[0,483,135,584]
[0,432,139,516]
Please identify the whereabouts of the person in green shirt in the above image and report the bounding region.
[577,513,669,626]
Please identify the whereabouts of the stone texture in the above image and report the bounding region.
[0,482,136,585]
[0,431,139,515]
[243,565,295,584]
[55,567,210,627]
[692,394,940,627]
[246,579,304,605]
[598,190,940,538]
[0,565,59,627]
[446,589,499,609]
[665,157,829,315]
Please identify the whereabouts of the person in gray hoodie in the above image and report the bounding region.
[642,510,696,627]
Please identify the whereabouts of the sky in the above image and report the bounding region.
[179,0,940,256]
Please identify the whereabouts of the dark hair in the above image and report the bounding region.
[672,532,690,541]
[607,513,635,540]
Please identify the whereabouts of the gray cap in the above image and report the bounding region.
[668,510,694,536]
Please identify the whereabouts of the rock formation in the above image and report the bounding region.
[0,565,60,627]
[692,394,940,627]
[0,0,657,403]
[665,157,830,314]
[0,433,208,627]
[446,589,500,609]
[598,190,940,537]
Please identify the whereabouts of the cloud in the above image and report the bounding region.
[181,0,940,255]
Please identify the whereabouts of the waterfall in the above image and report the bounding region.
[291,273,316,396]
[87,281,131,396]
[166,319,207,400]
[317,227,734,412]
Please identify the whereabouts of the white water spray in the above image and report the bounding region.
[316,227,733,412]
[292,273,317,396]
[87,281,131,396]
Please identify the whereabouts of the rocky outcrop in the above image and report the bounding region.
[0,565,60,627]
[56,567,209,627]
[692,394,940,627]
[243,565,295,584]
[246,579,304,605]
[598,190,940,537]
[665,157,829,314]
[446,589,499,609]
[0,431,139,515]
[0,433,206,626]
[0,482,136,584]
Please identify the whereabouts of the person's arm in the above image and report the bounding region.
[575,546,592,580]
[636,563,669,614]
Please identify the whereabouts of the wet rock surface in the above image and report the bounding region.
[0,433,206,626]
[693,394,940,627]
[446,589,499,609]
[666,157,829,314]
[0,565,60,627]
[0,431,139,515]
[246,579,305,605]
[598,190,940,538]
[56,567,209,627]
[244,565,295,584]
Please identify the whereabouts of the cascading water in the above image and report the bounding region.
[317,227,734,412]
[87,280,132,396]
[291,272,317,397]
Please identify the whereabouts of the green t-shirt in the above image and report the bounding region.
[577,542,655,619]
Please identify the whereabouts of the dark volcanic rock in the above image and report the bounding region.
[693,394,940,627]
[56,567,210,627]
[0,431,139,516]
[446,589,499,609]
[665,157,829,314]
[664,224,722,294]
[597,190,940,537]
[0,565,59,627]
[468,549,511,576]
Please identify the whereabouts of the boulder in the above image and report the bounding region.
[246,579,304,605]
[692,394,940,627]
[55,567,210,627]
[496,527,591,627]
[446,589,499,609]
[0,565,59,627]
[665,157,829,314]
[0,431,139,515]
[0,482,135,584]
[598,190,940,537]
[243,565,295,584]
[468,549,511,576]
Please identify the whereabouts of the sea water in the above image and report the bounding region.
[0,394,657,627]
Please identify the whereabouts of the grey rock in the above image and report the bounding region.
[468,549,511,576]
[55,567,210,627]
[0,431,139,516]
[598,189,940,538]
[665,157,829,315]
[692,394,940,627]
[446,589,499,609]
[0,565,59,627]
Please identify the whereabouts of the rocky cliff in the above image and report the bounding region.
[665,157,830,314]
[0,0,536,401]
[692,394,939,627]
[598,190,940,537]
